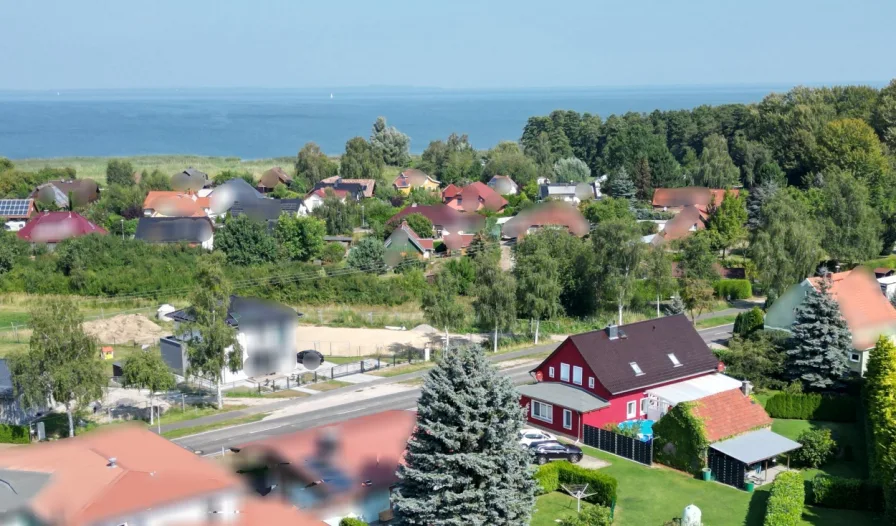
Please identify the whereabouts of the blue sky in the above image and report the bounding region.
[1,0,893,90]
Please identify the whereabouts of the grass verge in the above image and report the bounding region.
[158,405,249,426]
[163,413,267,440]
[695,313,738,330]
[223,387,308,399]
[369,361,433,377]
[308,380,352,392]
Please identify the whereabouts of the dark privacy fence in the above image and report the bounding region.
[583,425,653,466]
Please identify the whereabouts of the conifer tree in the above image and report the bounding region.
[393,346,536,526]
[786,274,851,389]
[607,167,636,201]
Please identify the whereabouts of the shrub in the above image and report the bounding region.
[533,462,560,494]
[793,428,837,468]
[764,393,857,422]
[651,402,709,475]
[339,519,368,526]
[321,242,346,264]
[533,461,617,507]
[810,475,884,511]
[764,471,805,526]
[713,279,752,300]
[0,424,29,444]
[733,307,764,336]
[558,505,613,526]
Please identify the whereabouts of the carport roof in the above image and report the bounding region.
[517,382,609,413]
[710,428,801,465]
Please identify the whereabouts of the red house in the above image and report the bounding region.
[518,314,721,440]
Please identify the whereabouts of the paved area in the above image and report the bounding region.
[576,455,611,469]
[291,386,321,394]
[339,373,380,384]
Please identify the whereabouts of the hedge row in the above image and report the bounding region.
[764,393,857,422]
[534,461,617,507]
[809,475,884,512]
[713,279,752,300]
[0,424,30,444]
[763,471,805,526]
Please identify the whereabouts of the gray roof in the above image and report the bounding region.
[710,429,802,465]
[0,469,50,513]
[517,382,609,413]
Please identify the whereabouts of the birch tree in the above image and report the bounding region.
[121,350,175,425]
[421,273,465,351]
[474,258,516,352]
[514,247,561,344]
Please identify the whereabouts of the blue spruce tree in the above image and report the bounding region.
[393,345,536,525]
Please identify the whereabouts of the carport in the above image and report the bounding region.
[708,429,802,489]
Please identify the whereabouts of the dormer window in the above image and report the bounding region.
[668,353,682,367]
[630,362,644,376]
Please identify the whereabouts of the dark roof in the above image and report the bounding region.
[168,296,301,327]
[258,167,292,190]
[32,180,100,207]
[134,217,214,244]
[563,314,719,395]
[874,268,896,278]
[230,198,303,222]
[517,382,609,413]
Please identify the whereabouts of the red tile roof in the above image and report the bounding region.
[652,187,739,209]
[143,191,210,217]
[653,205,708,244]
[501,201,589,239]
[387,204,483,232]
[16,211,107,243]
[443,182,508,213]
[807,268,896,349]
[690,389,772,442]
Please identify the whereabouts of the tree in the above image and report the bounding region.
[678,230,719,281]
[581,197,634,224]
[106,159,135,186]
[393,346,535,525]
[421,273,466,350]
[419,134,480,186]
[214,215,278,265]
[514,247,561,344]
[99,183,146,219]
[733,307,765,336]
[312,194,355,235]
[872,79,896,150]
[213,170,254,186]
[665,295,685,315]
[786,274,851,389]
[864,335,896,488]
[185,253,244,409]
[7,298,105,437]
[632,157,653,200]
[139,169,172,191]
[642,245,674,317]
[347,236,386,274]
[341,137,384,182]
[270,183,299,199]
[403,213,434,239]
[321,242,345,264]
[695,133,739,188]
[295,142,338,188]
[707,190,747,258]
[370,116,411,166]
[120,350,175,425]
[815,118,889,181]
[746,179,779,229]
[473,257,516,353]
[275,215,326,262]
[680,279,714,324]
[552,157,591,183]
[605,167,635,201]
[716,332,787,389]
[482,143,539,189]
[592,218,644,324]
[818,170,881,265]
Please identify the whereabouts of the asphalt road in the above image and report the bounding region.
[699,323,734,344]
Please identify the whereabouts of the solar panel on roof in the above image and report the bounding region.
[0,200,31,217]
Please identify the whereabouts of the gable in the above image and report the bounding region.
[531,339,608,396]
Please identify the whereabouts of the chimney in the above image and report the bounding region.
[607,324,619,340]
[741,380,753,397]
[107,457,118,468]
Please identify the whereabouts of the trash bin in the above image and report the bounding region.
[701,468,712,481]
[745,481,755,492]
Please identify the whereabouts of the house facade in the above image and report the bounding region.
[518,315,721,440]
[392,169,440,195]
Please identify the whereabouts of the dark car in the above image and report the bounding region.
[529,441,583,464]
[296,350,324,370]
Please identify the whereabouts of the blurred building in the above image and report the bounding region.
[256,167,293,194]
[392,169,439,195]
[134,216,215,250]
[651,187,738,213]
[30,179,101,209]
[16,211,107,249]
[442,182,508,213]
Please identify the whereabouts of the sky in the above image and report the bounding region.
[1,0,894,90]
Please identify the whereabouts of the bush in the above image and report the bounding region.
[0,424,29,444]
[764,393,857,422]
[533,462,617,507]
[321,242,346,264]
[793,428,837,468]
[733,307,764,336]
[558,505,613,526]
[810,475,884,511]
[764,471,805,526]
[713,279,752,300]
[339,519,368,526]
[533,462,560,494]
[651,402,709,475]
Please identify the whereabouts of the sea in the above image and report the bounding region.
[0,86,794,159]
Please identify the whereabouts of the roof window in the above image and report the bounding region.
[629,362,644,376]
[668,353,682,367]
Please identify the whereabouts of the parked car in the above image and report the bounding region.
[519,428,556,447]
[530,441,583,464]
[297,350,324,370]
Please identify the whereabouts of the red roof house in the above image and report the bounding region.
[501,201,589,239]
[652,187,739,211]
[690,389,773,442]
[442,182,508,213]
[387,204,484,236]
[16,211,107,245]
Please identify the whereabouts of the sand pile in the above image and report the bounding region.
[84,314,167,345]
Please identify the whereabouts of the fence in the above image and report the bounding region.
[583,424,653,466]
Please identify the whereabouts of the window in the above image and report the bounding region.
[532,401,553,423]
[640,398,649,415]
[629,362,644,376]
[563,409,573,430]
[572,366,583,385]
[548,367,555,378]
[626,401,637,419]
[588,377,595,389]
[668,353,682,367]
[560,363,570,382]
[850,353,861,363]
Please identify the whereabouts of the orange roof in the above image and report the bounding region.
[690,389,772,442]
[143,191,210,217]
[652,187,739,208]
[0,424,243,525]
[442,184,461,199]
[101,346,114,354]
[807,268,896,349]
[657,205,708,242]
[443,182,508,213]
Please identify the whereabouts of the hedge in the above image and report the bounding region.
[339,519,368,526]
[0,424,30,444]
[713,279,752,300]
[809,475,884,512]
[763,471,805,526]
[533,462,617,507]
[764,393,857,422]
[651,402,709,475]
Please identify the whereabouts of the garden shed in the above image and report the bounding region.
[708,429,802,489]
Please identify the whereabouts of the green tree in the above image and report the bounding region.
[482,143,539,188]
[185,253,244,409]
[139,169,172,191]
[733,307,765,336]
[419,133,480,186]
[818,170,881,264]
[642,245,675,317]
[707,189,747,258]
[632,157,653,201]
[393,345,535,525]
[864,335,896,493]
[592,218,644,324]
[347,236,386,274]
[680,278,715,325]
[214,215,278,265]
[552,157,591,183]
[716,332,787,390]
[696,133,739,188]
[605,167,636,201]
[514,247,561,344]
[99,183,146,219]
[0,231,28,274]
[213,170,255,186]
[678,230,719,281]
[341,137,385,182]
[786,274,851,390]
[312,194,355,235]
[514,228,595,316]
[581,196,634,224]
[473,258,516,353]
[120,350,175,425]
[275,215,326,262]
[321,242,345,264]
[7,298,105,437]
[558,506,613,526]
[370,116,411,166]
[403,213,434,238]
[269,183,299,199]
[106,159,135,186]
[421,273,466,350]
[872,79,896,150]
[295,142,338,188]
[815,118,889,181]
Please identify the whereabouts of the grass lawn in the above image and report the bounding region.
[162,413,267,440]
[224,387,308,399]
[695,313,738,330]
[370,361,433,377]
[752,389,780,408]
[325,355,377,365]
[771,419,867,479]
[158,404,249,426]
[308,379,351,392]
[531,492,594,526]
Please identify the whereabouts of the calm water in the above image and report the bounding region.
[0,86,789,159]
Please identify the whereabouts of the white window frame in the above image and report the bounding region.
[626,401,637,419]
[572,366,583,385]
[668,353,682,367]
[640,398,649,415]
[563,409,573,430]
[548,366,555,379]
[531,400,553,423]
[588,377,595,389]
[850,353,861,363]
[560,363,570,382]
